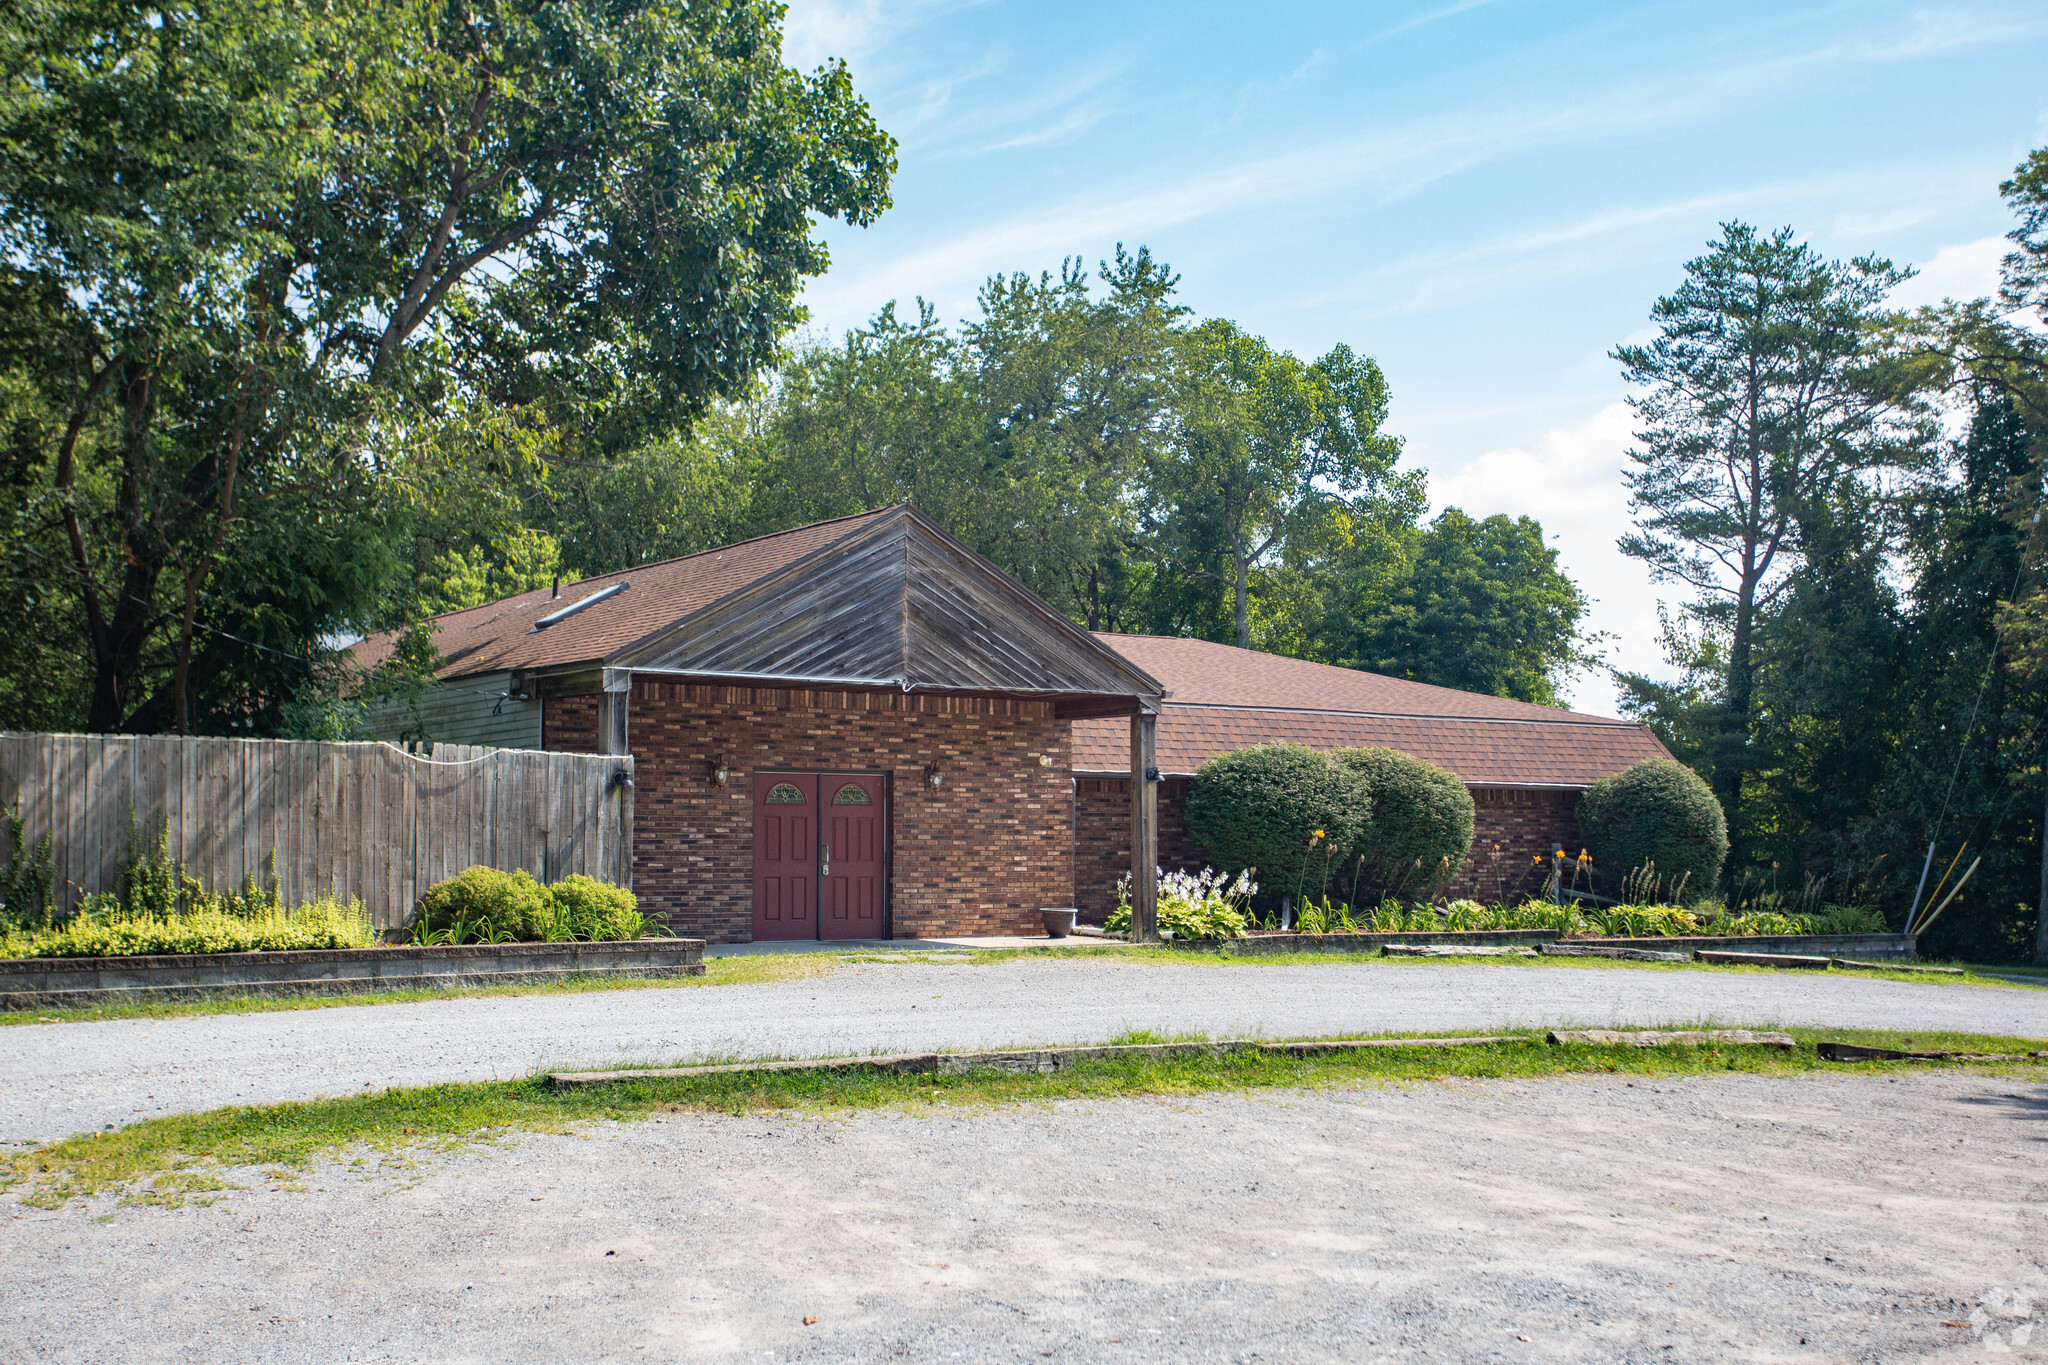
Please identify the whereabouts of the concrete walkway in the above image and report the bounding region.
[6,955,2048,1143]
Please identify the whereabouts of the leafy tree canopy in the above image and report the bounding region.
[0,0,893,733]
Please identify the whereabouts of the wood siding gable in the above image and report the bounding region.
[610,508,1163,701]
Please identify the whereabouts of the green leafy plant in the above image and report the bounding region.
[415,867,555,943]
[1811,903,1888,935]
[19,895,376,957]
[1330,747,1475,903]
[1584,904,1701,938]
[410,867,655,945]
[546,874,650,941]
[1354,898,1438,932]
[0,807,54,931]
[0,816,364,959]
[1183,744,1367,896]
[1107,867,1256,941]
[1578,759,1729,906]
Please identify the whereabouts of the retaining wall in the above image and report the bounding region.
[0,938,704,1010]
[1568,933,1918,961]
[1172,929,1563,954]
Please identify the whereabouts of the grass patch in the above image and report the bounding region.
[6,1024,2042,1210]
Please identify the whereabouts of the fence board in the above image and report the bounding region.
[0,733,629,931]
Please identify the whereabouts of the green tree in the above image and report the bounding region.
[1340,508,1596,706]
[740,249,1186,628]
[0,0,892,733]
[1578,758,1728,905]
[960,246,1184,627]
[1154,321,1413,650]
[1613,222,1927,841]
[545,407,769,575]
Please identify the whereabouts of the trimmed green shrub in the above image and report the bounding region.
[416,866,554,941]
[1578,758,1728,905]
[1184,744,1368,899]
[1331,747,1475,901]
[411,867,652,944]
[15,896,377,957]
[547,874,648,941]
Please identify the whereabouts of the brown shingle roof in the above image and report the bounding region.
[1074,635,1669,788]
[354,509,899,679]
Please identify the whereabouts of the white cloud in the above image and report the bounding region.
[1890,234,2009,308]
[780,0,928,70]
[1427,402,1669,717]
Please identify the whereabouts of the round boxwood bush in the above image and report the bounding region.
[547,873,645,940]
[417,865,554,940]
[1184,743,1368,897]
[1332,746,1475,900]
[1578,758,1728,905]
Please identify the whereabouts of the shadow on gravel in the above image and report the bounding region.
[1952,1085,2048,1137]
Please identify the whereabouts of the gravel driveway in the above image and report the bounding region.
[6,956,2048,1143]
[4,1070,2044,1362]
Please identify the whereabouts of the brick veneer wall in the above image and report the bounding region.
[1073,777,1584,912]
[1073,777,1211,921]
[543,694,600,754]
[1449,787,1583,902]
[600,681,1072,943]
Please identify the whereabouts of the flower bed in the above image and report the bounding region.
[1112,874,1899,948]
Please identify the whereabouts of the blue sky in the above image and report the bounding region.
[781,0,2048,714]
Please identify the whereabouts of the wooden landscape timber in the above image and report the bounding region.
[1817,1041,2048,1063]
[1547,1029,1798,1049]
[1694,950,1832,970]
[547,1029,1809,1087]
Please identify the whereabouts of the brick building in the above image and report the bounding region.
[357,506,1667,941]
[1067,636,1670,918]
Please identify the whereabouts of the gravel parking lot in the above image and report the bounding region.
[4,1069,2044,1362]
[6,955,2048,1143]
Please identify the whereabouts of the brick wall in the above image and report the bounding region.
[542,694,601,754]
[1073,777,1583,912]
[1450,787,1583,902]
[1073,777,1212,921]
[607,681,1072,943]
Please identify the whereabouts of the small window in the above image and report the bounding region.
[765,782,805,804]
[832,784,872,806]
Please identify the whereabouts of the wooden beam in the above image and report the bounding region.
[600,669,631,757]
[1129,712,1158,944]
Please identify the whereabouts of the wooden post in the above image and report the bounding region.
[600,669,631,758]
[1129,711,1158,944]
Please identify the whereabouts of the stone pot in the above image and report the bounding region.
[1041,907,1078,939]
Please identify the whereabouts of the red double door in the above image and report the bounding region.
[751,773,885,941]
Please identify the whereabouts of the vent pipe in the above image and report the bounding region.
[531,580,628,632]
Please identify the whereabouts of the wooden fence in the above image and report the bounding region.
[0,733,633,930]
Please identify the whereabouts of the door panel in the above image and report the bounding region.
[821,774,885,940]
[752,775,815,941]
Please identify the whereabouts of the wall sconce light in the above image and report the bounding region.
[1037,753,1053,767]
[711,757,731,788]
[923,762,944,791]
